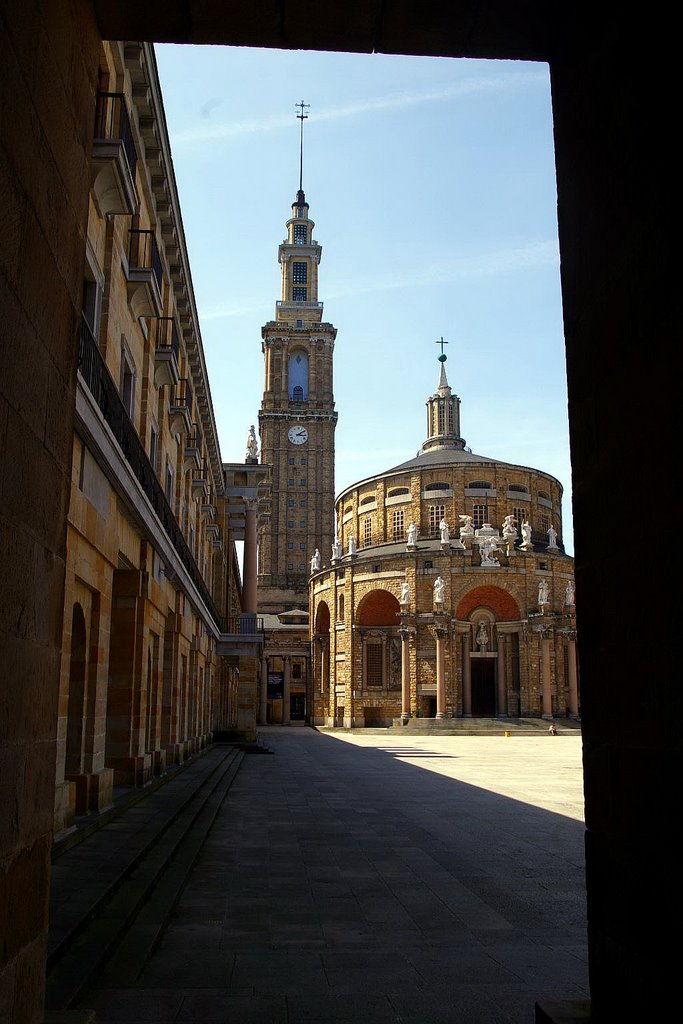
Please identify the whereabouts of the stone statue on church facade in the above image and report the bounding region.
[245,424,258,461]
[406,522,418,547]
[538,579,550,607]
[439,518,450,544]
[400,581,410,606]
[547,525,559,549]
[433,576,445,605]
[332,536,343,561]
[565,580,575,607]
[520,520,532,549]
[348,534,357,556]
[476,620,489,650]
[310,549,321,573]
[459,514,475,539]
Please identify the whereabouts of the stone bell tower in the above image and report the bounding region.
[257,108,337,613]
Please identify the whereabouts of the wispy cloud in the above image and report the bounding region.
[171,71,546,147]
[199,238,558,322]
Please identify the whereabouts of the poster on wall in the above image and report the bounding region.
[267,672,284,700]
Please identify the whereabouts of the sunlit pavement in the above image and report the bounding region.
[82,728,588,1023]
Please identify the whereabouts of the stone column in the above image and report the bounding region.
[462,632,472,717]
[242,497,258,615]
[567,635,579,718]
[283,655,291,725]
[497,634,507,717]
[381,634,387,689]
[259,655,268,725]
[435,627,447,718]
[541,634,553,718]
[400,629,411,722]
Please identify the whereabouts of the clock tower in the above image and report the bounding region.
[257,185,338,612]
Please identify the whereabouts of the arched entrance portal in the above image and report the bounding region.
[356,589,402,727]
[456,587,521,719]
[313,602,330,726]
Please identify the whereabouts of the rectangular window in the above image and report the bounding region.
[429,504,445,537]
[288,478,295,486]
[362,518,372,547]
[300,519,306,528]
[294,224,307,243]
[149,425,158,473]
[288,500,295,507]
[392,509,405,540]
[293,287,307,301]
[121,352,135,418]
[300,458,307,465]
[288,562,293,570]
[366,644,383,688]
[287,542,293,550]
[299,542,305,550]
[300,500,306,507]
[540,513,551,535]
[300,478,307,486]
[287,520,294,528]
[473,504,488,529]
[293,262,308,284]
[289,457,295,465]
[165,460,174,504]
[513,507,525,531]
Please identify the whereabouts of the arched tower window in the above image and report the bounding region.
[288,350,308,400]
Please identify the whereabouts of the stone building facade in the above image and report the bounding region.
[53,40,264,835]
[310,358,577,727]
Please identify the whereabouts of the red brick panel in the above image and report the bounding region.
[456,586,520,622]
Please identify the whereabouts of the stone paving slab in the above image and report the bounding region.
[76,728,588,1023]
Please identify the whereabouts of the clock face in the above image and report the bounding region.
[288,425,308,445]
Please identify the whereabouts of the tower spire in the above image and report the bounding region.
[422,336,466,453]
[295,100,310,194]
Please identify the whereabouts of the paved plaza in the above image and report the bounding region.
[78,728,588,1023]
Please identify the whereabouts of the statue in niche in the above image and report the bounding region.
[332,536,343,561]
[310,549,321,573]
[538,579,550,607]
[565,581,575,607]
[400,581,410,605]
[433,576,445,605]
[348,534,357,556]
[407,522,418,547]
[459,514,475,538]
[245,424,258,460]
[439,518,450,543]
[547,525,559,549]
[476,621,489,650]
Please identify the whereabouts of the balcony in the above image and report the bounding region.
[217,614,265,657]
[183,422,202,471]
[169,378,193,437]
[191,458,209,499]
[126,229,162,317]
[91,92,138,216]
[206,522,222,548]
[152,317,180,388]
[201,484,216,522]
[77,320,223,629]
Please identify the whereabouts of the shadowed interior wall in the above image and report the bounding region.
[0,1,100,1019]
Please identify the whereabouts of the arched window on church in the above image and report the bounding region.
[288,350,308,400]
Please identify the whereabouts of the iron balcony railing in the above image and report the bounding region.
[128,229,163,294]
[77,316,225,629]
[171,377,193,418]
[225,614,264,637]
[94,91,138,181]
[152,316,180,361]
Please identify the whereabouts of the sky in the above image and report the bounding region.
[154,45,574,553]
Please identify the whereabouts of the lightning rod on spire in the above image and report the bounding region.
[295,100,310,193]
